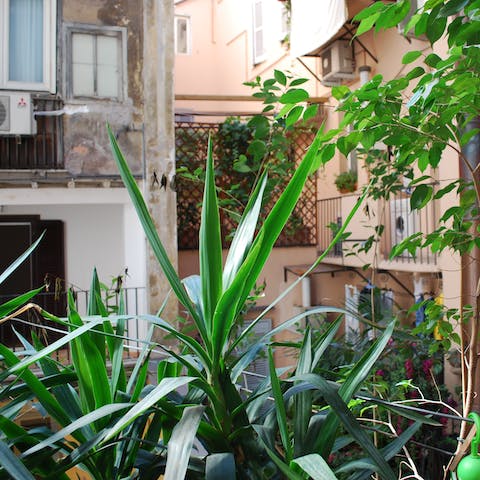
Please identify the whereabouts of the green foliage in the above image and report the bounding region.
[334,170,358,193]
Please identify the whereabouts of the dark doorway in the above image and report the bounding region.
[0,216,66,346]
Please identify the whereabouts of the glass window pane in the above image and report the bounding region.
[97,65,118,97]
[72,64,94,96]
[9,0,44,83]
[72,33,95,96]
[97,35,118,66]
[72,33,94,64]
[176,18,188,54]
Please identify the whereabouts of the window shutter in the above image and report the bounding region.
[252,0,265,64]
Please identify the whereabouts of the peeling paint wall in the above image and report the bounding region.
[62,0,145,176]
[59,0,177,316]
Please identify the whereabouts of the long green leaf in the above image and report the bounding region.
[66,298,112,416]
[227,130,325,338]
[293,328,313,457]
[342,422,422,480]
[199,136,223,335]
[253,425,305,480]
[0,344,74,430]
[268,347,293,463]
[211,230,264,364]
[223,172,267,290]
[0,233,44,286]
[102,376,196,441]
[8,316,105,375]
[230,181,371,356]
[231,307,350,380]
[107,125,199,323]
[291,453,338,480]
[338,321,395,401]
[142,314,212,372]
[22,403,131,457]
[313,321,395,456]
[294,373,396,480]
[164,405,205,480]
[0,286,44,318]
[0,439,36,480]
[182,275,208,343]
[205,453,236,480]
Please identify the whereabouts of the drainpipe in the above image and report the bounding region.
[359,65,371,86]
[460,117,480,411]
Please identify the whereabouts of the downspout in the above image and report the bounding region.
[459,116,480,437]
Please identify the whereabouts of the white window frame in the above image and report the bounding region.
[174,15,191,55]
[65,23,127,102]
[279,3,289,41]
[0,0,56,93]
[252,0,265,65]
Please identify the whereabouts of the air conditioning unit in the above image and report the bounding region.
[398,0,428,39]
[0,93,37,135]
[390,198,417,246]
[320,40,355,87]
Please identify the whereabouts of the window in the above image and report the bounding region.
[175,15,190,55]
[252,0,265,64]
[280,4,289,41]
[66,25,126,101]
[0,0,57,92]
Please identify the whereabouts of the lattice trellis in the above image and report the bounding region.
[176,122,317,250]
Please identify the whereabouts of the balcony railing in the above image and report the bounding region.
[0,287,146,361]
[317,189,437,266]
[0,95,64,170]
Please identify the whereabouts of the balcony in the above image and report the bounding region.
[0,95,63,170]
[317,189,437,269]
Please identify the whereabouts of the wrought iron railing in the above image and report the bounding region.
[0,287,146,361]
[0,95,64,170]
[317,190,437,265]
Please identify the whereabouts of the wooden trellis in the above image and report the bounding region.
[176,121,317,250]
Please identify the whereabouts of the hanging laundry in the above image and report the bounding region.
[415,293,425,327]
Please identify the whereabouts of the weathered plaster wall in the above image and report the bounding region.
[62,0,145,176]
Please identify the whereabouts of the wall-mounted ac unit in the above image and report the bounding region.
[320,40,355,87]
[0,93,37,135]
[390,198,416,246]
[397,0,428,39]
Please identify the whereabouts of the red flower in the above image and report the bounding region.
[422,359,434,377]
[405,358,414,379]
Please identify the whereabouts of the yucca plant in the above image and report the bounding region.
[0,126,430,479]
[0,267,195,480]
[102,127,428,479]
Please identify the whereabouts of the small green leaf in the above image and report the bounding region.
[290,78,309,87]
[426,15,447,44]
[406,66,425,80]
[460,128,480,147]
[402,51,422,64]
[247,139,267,161]
[410,184,433,210]
[424,53,442,67]
[286,105,304,127]
[274,69,287,86]
[331,85,350,100]
[303,104,318,122]
[279,88,309,104]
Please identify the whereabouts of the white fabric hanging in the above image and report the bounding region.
[290,0,348,58]
[344,284,359,342]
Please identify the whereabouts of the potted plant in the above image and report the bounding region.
[335,170,357,193]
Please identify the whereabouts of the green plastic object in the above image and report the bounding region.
[457,413,480,480]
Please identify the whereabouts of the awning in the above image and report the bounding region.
[290,0,348,58]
